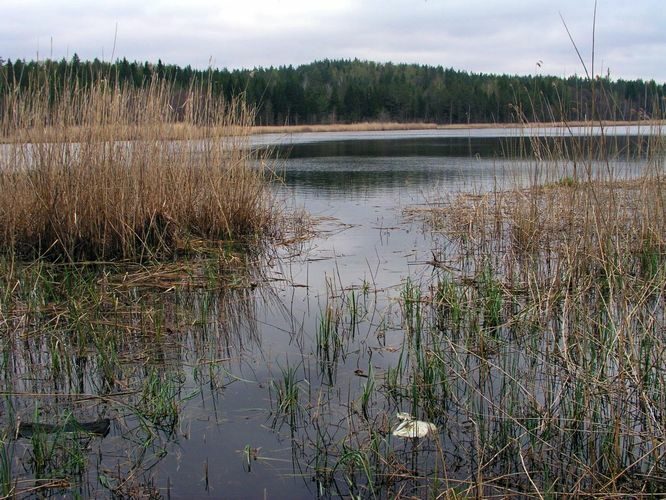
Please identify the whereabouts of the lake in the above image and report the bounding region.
[2,128,662,498]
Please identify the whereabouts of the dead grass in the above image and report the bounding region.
[409,115,665,278]
[401,119,666,495]
[6,119,660,144]
[408,173,665,299]
[0,77,278,261]
[419,175,663,250]
[251,121,440,134]
[251,120,665,136]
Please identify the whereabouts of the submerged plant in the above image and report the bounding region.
[271,363,301,429]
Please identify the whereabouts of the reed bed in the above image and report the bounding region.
[0,76,277,261]
[0,246,265,496]
[264,97,665,497]
[394,122,666,495]
[251,121,439,135]
[292,135,666,496]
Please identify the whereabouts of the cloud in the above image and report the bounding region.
[1,0,664,81]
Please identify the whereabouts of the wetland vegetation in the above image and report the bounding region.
[0,61,664,498]
[0,75,277,261]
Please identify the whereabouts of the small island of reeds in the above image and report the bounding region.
[0,75,277,262]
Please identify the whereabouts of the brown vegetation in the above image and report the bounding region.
[251,120,665,135]
[251,121,439,134]
[0,78,278,261]
[401,120,666,494]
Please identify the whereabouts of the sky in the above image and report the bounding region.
[2,0,665,82]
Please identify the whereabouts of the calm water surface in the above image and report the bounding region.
[156,132,648,498]
[156,134,526,497]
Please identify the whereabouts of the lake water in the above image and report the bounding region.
[164,134,512,498]
[2,129,660,498]
[154,131,650,498]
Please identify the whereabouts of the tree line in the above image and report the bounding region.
[1,55,664,125]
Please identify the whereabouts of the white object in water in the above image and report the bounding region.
[392,412,437,438]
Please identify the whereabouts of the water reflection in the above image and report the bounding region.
[269,133,657,200]
[278,156,506,196]
[275,137,504,159]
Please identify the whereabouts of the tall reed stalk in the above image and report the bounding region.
[0,73,277,261]
[401,83,666,494]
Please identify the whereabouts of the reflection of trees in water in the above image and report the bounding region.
[270,135,654,161]
[269,135,656,197]
[283,168,454,193]
[270,137,503,160]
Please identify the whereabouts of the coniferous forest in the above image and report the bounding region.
[1,55,664,125]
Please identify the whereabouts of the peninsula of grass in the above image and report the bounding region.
[250,119,665,135]
[393,118,666,495]
[0,76,278,262]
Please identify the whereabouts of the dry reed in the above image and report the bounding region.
[251,120,665,136]
[422,174,665,278]
[402,117,666,493]
[0,75,277,261]
[251,121,439,135]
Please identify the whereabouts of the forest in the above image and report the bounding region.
[1,55,664,125]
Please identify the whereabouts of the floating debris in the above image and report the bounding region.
[392,413,437,438]
[18,418,111,439]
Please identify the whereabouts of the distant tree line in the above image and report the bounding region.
[1,55,664,125]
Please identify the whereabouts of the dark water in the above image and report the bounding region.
[1,130,658,498]
[160,132,650,498]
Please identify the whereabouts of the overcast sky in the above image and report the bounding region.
[3,0,665,81]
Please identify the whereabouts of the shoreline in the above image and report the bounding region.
[251,120,664,135]
[1,120,661,144]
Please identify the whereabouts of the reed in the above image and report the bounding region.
[399,99,666,494]
[0,73,278,261]
[0,434,13,498]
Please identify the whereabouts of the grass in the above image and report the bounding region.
[0,73,278,262]
[395,110,666,494]
[317,302,342,367]
[1,44,665,498]
[138,368,182,432]
[270,363,301,430]
[250,119,665,136]
[315,277,371,385]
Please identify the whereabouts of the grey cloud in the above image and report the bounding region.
[1,0,664,81]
